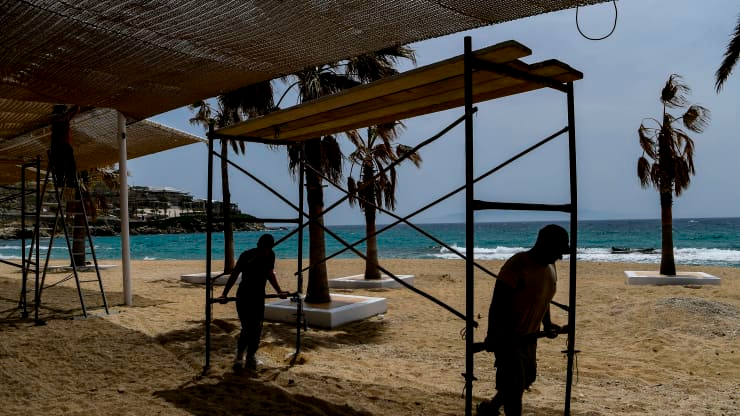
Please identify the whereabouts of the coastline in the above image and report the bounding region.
[1,259,738,415]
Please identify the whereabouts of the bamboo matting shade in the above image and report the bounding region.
[0,1,606,141]
[0,108,203,184]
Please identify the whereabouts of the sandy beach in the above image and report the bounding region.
[1,258,737,415]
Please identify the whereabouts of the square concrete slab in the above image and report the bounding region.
[46,264,117,273]
[180,272,238,285]
[264,293,387,329]
[625,270,720,285]
[329,274,415,289]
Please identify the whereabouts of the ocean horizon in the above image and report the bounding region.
[2,217,739,268]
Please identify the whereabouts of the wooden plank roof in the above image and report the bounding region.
[215,41,583,142]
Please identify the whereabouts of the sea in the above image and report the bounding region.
[1,217,739,268]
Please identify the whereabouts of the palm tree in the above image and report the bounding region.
[715,13,740,92]
[189,82,274,272]
[284,46,416,303]
[637,74,710,275]
[347,123,421,280]
[70,168,119,266]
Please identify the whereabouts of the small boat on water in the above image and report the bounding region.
[611,247,656,254]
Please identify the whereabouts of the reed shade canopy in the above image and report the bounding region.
[0,1,608,142]
[214,40,583,143]
[0,108,203,184]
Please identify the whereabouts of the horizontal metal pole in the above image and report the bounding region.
[251,217,301,224]
[208,292,298,304]
[473,200,572,213]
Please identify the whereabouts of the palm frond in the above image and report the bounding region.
[681,136,695,167]
[188,100,212,129]
[296,66,345,101]
[347,149,363,165]
[346,46,417,83]
[286,143,303,178]
[661,74,690,108]
[638,125,657,159]
[650,162,663,188]
[345,129,365,150]
[229,139,247,155]
[637,156,652,188]
[221,81,275,118]
[682,105,711,133]
[371,143,394,164]
[716,13,740,92]
[673,129,693,150]
[377,45,417,66]
[673,159,691,196]
[320,135,344,182]
[396,144,422,167]
[347,177,357,207]
[375,121,402,142]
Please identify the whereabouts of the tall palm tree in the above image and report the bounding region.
[189,82,274,272]
[637,74,710,275]
[347,123,421,280]
[70,168,119,266]
[285,46,416,303]
[715,12,740,92]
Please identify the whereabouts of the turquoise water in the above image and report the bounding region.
[2,218,739,267]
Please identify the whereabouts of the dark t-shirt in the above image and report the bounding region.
[488,251,557,337]
[234,248,276,302]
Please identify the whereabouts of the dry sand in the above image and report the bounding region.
[1,259,738,415]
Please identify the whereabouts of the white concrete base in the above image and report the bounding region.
[264,293,387,329]
[329,274,414,289]
[180,272,239,286]
[46,264,117,273]
[625,271,721,286]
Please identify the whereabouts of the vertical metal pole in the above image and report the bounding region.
[204,122,215,373]
[296,144,305,357]
[34,157,40,320]
[118,112,132,306]
[564,82,578,416]
[463,35,475,416]
[20,163,27,317]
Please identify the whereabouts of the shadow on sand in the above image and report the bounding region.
[155,371,373,416]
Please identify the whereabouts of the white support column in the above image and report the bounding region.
[117,111,132,305]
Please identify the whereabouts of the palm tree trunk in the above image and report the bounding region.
[364,204,381,280]
[304,139,330,303]
[221,140,235,273]
[659,191,676,275]
[72,208,86,266]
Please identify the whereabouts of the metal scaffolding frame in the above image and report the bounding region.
[202,36,580,416]
[0,157,41,320]
[1,154,110,323]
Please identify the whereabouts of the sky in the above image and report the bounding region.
[135,0,740,226]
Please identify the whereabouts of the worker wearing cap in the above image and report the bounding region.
[479,224,570,416]
[219,234,289,371]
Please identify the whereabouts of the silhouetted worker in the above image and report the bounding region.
[49,105,79,188]
[479,224,570,415]
[219,234,288,371]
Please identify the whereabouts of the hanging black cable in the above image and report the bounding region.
[576,1,618,41]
